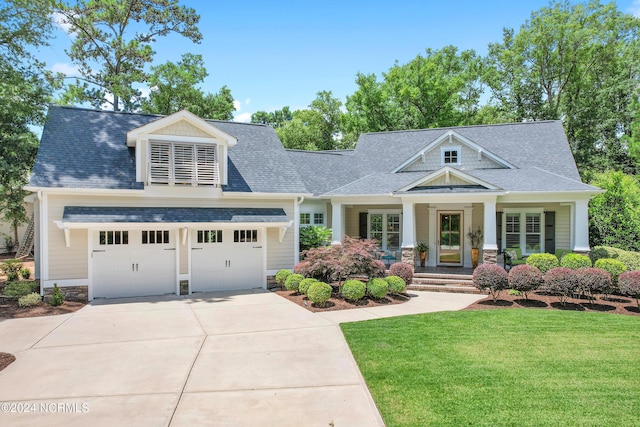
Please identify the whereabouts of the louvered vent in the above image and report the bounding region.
[148,141,220,186]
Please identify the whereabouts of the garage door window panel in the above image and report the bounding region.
[234,229,258,243]
[198,230,223,243]
[99,230,129,245]
[142,230,170,244]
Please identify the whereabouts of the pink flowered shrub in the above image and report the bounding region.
[575,267,611,303]
[472,263,508,302]
[544,267,578,305]
[508,264,543,300]
[388,262,414,285]
[618,270,640,309]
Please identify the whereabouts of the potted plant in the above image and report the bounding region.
[416,242,428,267]
[466,227,483,268]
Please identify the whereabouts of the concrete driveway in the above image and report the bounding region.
[0,289,482,426]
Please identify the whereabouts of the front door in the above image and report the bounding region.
[438,212,462,265]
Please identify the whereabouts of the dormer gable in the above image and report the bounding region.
[126,110,237,187]
[393,130,515,173]
[397,166,500,192]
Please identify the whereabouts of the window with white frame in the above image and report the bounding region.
[368,211,401,252]
[503,210,544,254]
[99,230,128,245]
[300,213,311,225]
[142,230,170,244]
[441,146,461,165]
[314,213,324,225]
[149,141,219,186]
[300,211,325,226]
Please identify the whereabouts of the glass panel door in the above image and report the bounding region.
[439,213,462,264]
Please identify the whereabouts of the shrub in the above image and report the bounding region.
[508,264,543,300]
[385,276,406,294]
[366,278,388,299]
[19,267,31,280]
[472,263,508,302]
[275,269,292,286]
[297,237,381,283]
[49,284,64,306]
[594,258,626,285]
[590,246,640,271]
[575,267,611,303]
[18,292,41,308]
[2,281,38,297]
[544,268,578,305]
[284,274,304,292]
[560,253,592,270]
[307,281,332,307]
[298,278,318,295]
[299,225,332,252]
[388,262,414,285]
[1,259,22,281]
[341,279,366,301]
[293,261,309,275]
[526,253,559,274]
[370,260,387,278]
[618,271,640,309]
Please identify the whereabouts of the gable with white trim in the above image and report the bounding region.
[398,167,500,192]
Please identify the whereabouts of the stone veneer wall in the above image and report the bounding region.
[401,247,416,267]
[44,285,88,302]
[482,249,498,264]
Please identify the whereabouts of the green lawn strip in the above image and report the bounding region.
[341,309,640,427]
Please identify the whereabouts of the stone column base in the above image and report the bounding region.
[401,247,416,267]
[572,249,591,256]
[482,249,498,264]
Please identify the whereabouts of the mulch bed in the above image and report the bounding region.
[274,287,411,312]
[0,298,86,319]
[0,352,15,372]
[464,291,640,317]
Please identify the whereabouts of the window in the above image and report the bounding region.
[99,231,128,245]
[234,229,257,243]
[142,230,170,244]
[503,210,544,254]
[369,211,401,252]
[300,213,311,225]
[197,230,222,243]
[313,213,324,225]
[441,146,461,165]
[149,141,219,186]
[300,212,324,226]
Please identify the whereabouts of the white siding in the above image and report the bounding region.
[417,174,471,187]
[153,122,213,138]
[403,142,504,172]
[415,204,429,246]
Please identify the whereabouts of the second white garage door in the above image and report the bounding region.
[191,228,263,293]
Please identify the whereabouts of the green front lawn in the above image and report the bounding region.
[341,310,640,426]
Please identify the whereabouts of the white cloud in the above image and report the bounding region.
[245,98,251,106]
[51,12,74,35]
[233,100,242,111]
[51,62,79,77]
[234,112,252,123]
[630,0,640,17]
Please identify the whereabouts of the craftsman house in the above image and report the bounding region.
[26,106,602,299]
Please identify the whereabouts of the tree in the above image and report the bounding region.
[0,0,58,243]
[251,107,292,128]
[58,0,202,111]
[140,53,235,120]
[484,1,640,173]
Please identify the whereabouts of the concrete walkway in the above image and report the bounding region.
[0,290,483,426]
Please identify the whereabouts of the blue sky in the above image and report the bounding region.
[42,0,640,122]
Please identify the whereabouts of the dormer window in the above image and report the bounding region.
[148,141,219,186]
[441,146,461,166]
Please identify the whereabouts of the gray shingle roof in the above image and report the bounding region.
[62,206,289,223]
[30,106,308,194]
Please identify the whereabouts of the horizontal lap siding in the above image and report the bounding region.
[46,194,295,280]
[415,204,429,245]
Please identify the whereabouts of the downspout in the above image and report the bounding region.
[36,191,43,295]
[294,196,304,266]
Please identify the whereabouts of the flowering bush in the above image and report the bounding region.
[388,262,414,285]
[385,276,406,294]
[575,267,611,303]
[472,263,508,302]
[367,278,389,299]
[341,279,366,301]
[560,253,591,270]
[544,267,578,305]
[508,264,543,300]
[618,270,640,309]
[307,282,332,307]
[526,253,559,274]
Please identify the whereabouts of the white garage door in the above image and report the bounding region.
[191,228,263,293]
[92,229,176,298]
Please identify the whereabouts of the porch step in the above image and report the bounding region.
[409,271,478,294]
[407,283,483,294]
[412,277,474,286]
[413,272,474,281]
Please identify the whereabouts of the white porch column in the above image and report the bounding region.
[331,201,344,245]
[573,199,590,252]
[401,201,416,248]
[428,207,437,267]
[483,199,497,250]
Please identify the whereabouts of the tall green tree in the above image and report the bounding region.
[58,0,202,111]
[140,53,235,120]
[0,0,58,243]
[250,107,292,128]
[485,0,640,173]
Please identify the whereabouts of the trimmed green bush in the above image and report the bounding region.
[367,278,388,299]
[284,273,304,292]
[342,279,366,301]
[388,262,413,285]
[385,276,406,294]
[590,246,640,271]
[298,278,318,295]
[49,284,64,306]
[525,253,559,274]
[473,263,508,302]
[275,269,292,286]
[508,264,543,300]
[560,253,591,270]
[307,281,332,307]
[2,281,39,297]
[18,292,42,308]
[594,258,626,284]
[19,267,31,280]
